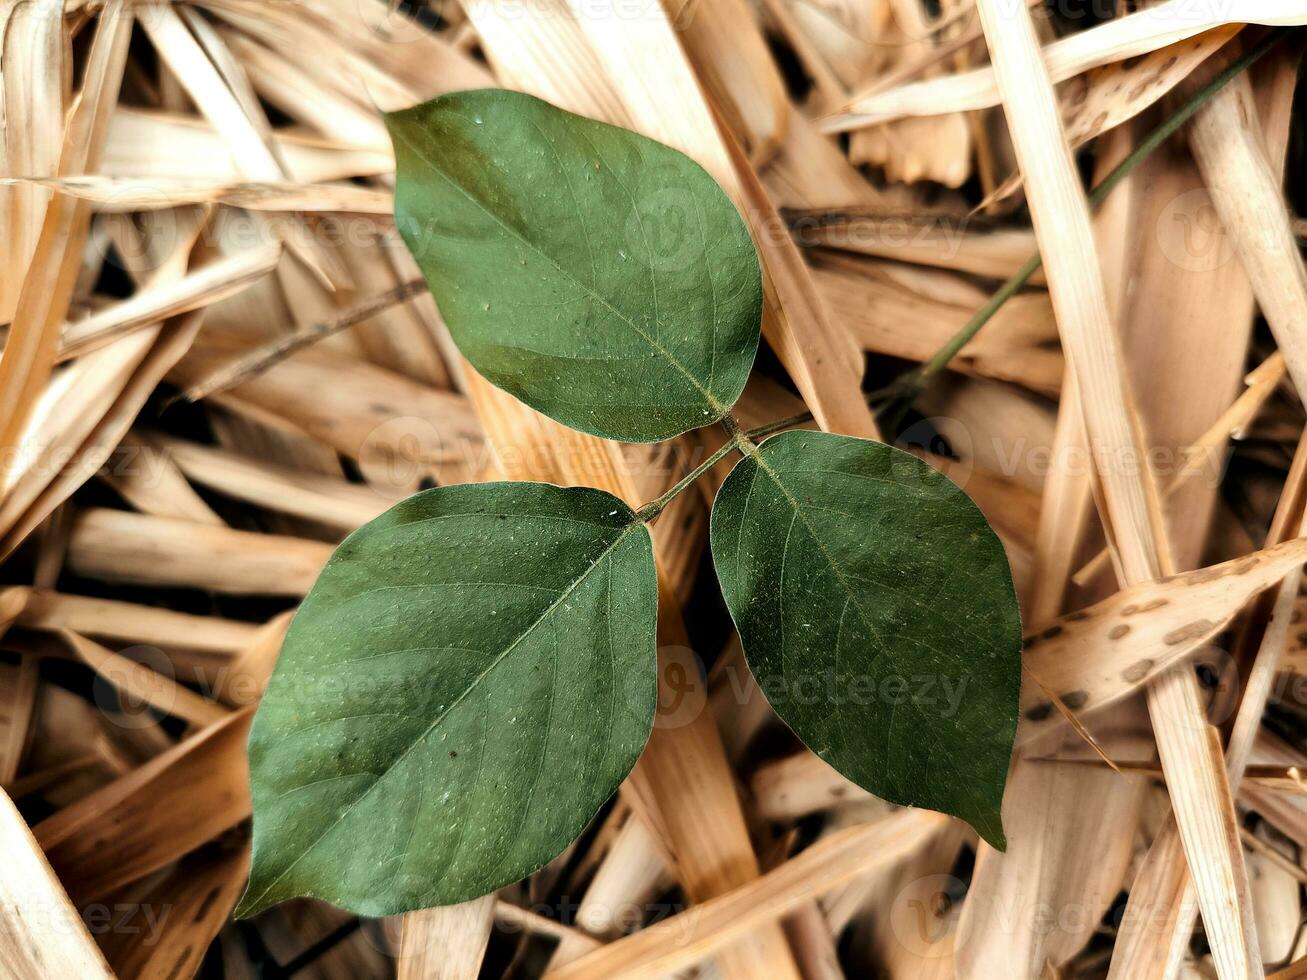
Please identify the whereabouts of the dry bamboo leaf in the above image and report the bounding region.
[982,25,1242,206]
[66,509,333,595]
[1271,956,1307,980]
[59,629,229,729]
[138,4,351,289]
[1248,824,1303,964]
[203,0,493,105]
[336,241,454,389]
[459,0,631,125]
[1019,539,1307,744]
[758,0,851,107]
[99,843,250,980]
[138,5,280,179]
[0,654,38,787]
[0,0,65,323]
[753,750,869,822]
[827,2,1307,129]
[104,108,393,182]
[398,897,495,980]
[100,430,226,527]
[725,130,881,439]
[1185,41,1307,397]
[0,1,131,493]
[960,85,1283,973]
[214,609,292,709]
[16,589,258,654]
[173,277,426,403]
[35,709,252,905]
[763,108,892,211]
[802,223,1043,282]
[545,815,671,969]
[0,303,210,559]
[975,4,1259,974]
[496,901,605,957]
[170,340,484,484]
[1075,350,1288,587]
[664,0,790,165]
[1106,47,1304,978]
[0,201,210,556]
[958,757,1142,978]
[845,0,973,187]
[785,0,890,89]
[0,788,114,980]
[0,174,394,214]
[57,240,282,360]
[159,435,396,532]
[916,373,1059,494]
[812,253,1061,394]
[543,810,949,980]
[850,112,973,186]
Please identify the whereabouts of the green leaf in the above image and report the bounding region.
[386,88,762,443]
[238,483,657,917]
[710,431,1021,846]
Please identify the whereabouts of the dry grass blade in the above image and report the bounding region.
[65,509,333,595]
[58,629,229,729]
[1074,351,1287,588]
[982,25,1242,206]
[542,810,948,980]
[99,844,250,980]
[34,709,252,905]
[57,240,283,360]
[0,174,395,213]
[398,898,495,980]
[827,1,1307,130]
[975,1,1260,976]
[1184,39,1307,394]
[16,589,257,653]
[0,1,131,494]
[0,0,64,325]
[0,788,114,980]
[159,435,395,531]
[175,277,426,403]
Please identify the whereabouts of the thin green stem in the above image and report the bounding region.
[750,28,1286,442]
[888,28,1285,406]
[722,411,760,453]
[636,430,743,523]
[742,411,810,441]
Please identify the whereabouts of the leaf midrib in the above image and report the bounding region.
[391,116,729,419]
[243,520,642,911]
[745,448,980,797]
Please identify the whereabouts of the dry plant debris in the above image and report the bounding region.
[1,1,1307,977]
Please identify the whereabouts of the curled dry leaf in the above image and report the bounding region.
[1020,538,1307,745]
[982,25,1242,206]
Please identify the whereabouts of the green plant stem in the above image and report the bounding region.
[748,28,1286,443]
[744,411,816,441]
[636,431,744,523]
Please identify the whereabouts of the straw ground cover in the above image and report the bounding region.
[1,2,1307,978]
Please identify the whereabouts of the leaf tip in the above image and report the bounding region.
[965,793,1009,852]
[232,887,267,921]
